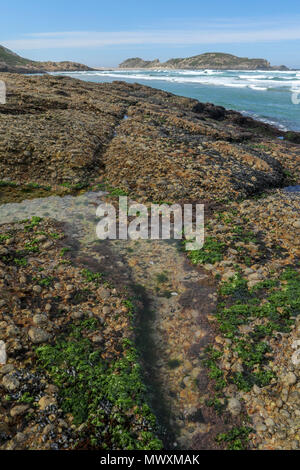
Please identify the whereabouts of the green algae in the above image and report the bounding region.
[36,319,163,450]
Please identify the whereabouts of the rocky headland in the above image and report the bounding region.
[0,73,299,450]
[0,45,94,73]
[119,53,289,70]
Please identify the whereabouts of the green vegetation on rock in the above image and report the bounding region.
[216,426,253,450]
[205,268,299,393]
[119,53,288,71]
[36,320,163,450]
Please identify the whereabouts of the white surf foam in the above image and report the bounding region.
[50,69,300,93]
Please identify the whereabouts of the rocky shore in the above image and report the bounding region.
[0,73,299,198]
[0,73,299,450]
[0,217,162,450]
[188,190,300,449]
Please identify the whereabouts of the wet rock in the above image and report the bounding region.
[2,373,20,391]
[14,432,27,444]
[36,235,47,242]
[38,396,57,411]
[248,272,264,281]
[6,325,20,337]
[256,423,267,432]
[0,422,11,439]
[228,397,242,416]
[0,364,15,375]
[291,349,300,367]
[291,440,299,450]
[291,340,300,350]
[292,220,300,229]
[91,335,104,344]
[42,241,53,250]
[252,385,261,395]
[28,327,51,344]
[33,314,48,326]
[32,285,42,294]
[0,341,7,365]
[232,362,244,373]
[71,311,84,320]
[265,417,275,427]
[97,287,111,299]
[102,306,111,315]
[45,384,58,395]
[222,271,236,281]
[42,424,55,436]
[10,405,30,417]
[282,372,297,385]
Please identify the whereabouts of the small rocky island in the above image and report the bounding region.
[0,73,299,451]
[119,52,288,70]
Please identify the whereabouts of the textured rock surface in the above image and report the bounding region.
[0,218,161,450]
[0,75,299,451]
[0,74,299,203]
[0,340,6,365]
[189,190,300,450]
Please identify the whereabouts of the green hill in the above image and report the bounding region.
[120,53,288,70]
[0,45,33,68]
[0,45,93,73]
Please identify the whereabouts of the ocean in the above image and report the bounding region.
[50,69,300,132]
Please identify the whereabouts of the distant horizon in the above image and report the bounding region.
[4,44,300,70]
[1,1,300,68]
[4,47,299,71]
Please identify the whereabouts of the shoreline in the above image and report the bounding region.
[95,67,300,71]
[44,69,300,134]
[0,74,299,450]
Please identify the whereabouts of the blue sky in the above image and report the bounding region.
[1,0,300,67]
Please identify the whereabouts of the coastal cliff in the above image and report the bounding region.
[119,52,288,70]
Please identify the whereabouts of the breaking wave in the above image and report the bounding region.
[57,69,300,93]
